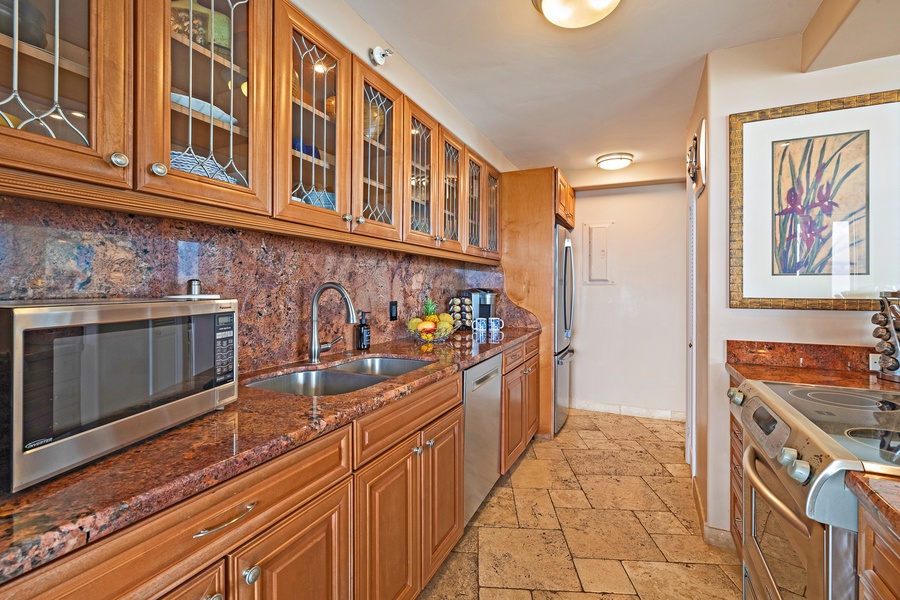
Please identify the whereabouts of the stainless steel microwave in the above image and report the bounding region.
[0,298,238,492]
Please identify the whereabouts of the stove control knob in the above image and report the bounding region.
[876,341,896,356]
[880,355,900,372]
[787,460,812,485]
[777,447,799,467]
[874,327,892,341]
[727,387,745,406]
[873,313,889,326]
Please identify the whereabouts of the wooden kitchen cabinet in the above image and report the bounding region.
[350,57,404,241]
[158,560,226,600]
[501,340,540,473]
[0,0,132,188]
[464,150,486,257]
[354,377,464,599]
[483,166,502,260]
[436,126,467,254]
[134,0,272,214]
[730,410,744,559]
[402,98,441,249]
[555,169,575,228]
[271,0,352,232]
[859,505,900,600]
[231,479,352,600]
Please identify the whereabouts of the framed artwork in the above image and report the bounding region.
[729,90,900,310]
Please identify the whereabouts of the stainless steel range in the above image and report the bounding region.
[731,379,900,600]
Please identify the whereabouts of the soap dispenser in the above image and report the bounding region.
[355,311,371,351]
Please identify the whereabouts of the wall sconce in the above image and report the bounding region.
[532,0,621,29]
[369,46,394,67]
[596,152,633,170]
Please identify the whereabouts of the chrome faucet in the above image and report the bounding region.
[308,282,358,364]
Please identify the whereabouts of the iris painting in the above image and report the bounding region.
[772,131,868,276]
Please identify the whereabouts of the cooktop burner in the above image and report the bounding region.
[766,381,900,412]
[845,427,900,465]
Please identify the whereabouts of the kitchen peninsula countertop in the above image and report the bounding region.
[726,340,900,544]
[0,327,539,584]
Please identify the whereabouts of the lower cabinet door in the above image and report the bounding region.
[422,406,465,583]
[501,366,526,473]
[355,432,423,600]
[524,355,540,438]
[230,479,352,600]
[159,560,226,600]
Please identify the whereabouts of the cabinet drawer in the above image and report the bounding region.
[524,338,539,360]
[502,344,525,374]
[158,560,225,600]
[860,508,900,600]
[0,426,352,600]
[354,374,462,468]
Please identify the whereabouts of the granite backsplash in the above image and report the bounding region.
[0,196,536,372]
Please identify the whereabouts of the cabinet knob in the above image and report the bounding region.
[425,439,435,448]
[434,235,441,243]
[342,213,353,221]
[109,152,129,168]
[412,446,423,455]
[440,236,446,242]
[150,162,168,177]
[566,212,573,218]
[355,216,366,225]
[206,595,224,600]
[243,565,262,585]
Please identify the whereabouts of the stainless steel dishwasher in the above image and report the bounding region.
[462,353,503,524]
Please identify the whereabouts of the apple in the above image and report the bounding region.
[417,321,436,333]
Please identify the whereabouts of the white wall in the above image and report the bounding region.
[700,36,900,531]
[286,0,516,172]
[571,183,688,420]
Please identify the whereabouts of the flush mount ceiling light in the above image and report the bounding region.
[596,152,633,170]
[532,0,621,28]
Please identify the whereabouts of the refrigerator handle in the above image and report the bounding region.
[564,239,574,335]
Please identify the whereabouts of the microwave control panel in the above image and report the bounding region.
[215,312,236,385]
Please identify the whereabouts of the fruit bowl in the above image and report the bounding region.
[407,298,459,343]
[409,319,460,343]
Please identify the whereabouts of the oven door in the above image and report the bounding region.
[743,444,826,600]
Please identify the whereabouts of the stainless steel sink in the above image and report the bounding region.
[329,357,432,377]
[246,370,387,396]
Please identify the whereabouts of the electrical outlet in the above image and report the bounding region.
[870,353,882,371]
[389,301,398,321]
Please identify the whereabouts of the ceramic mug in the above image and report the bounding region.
[488,317,504,333]
[473,317,487,332]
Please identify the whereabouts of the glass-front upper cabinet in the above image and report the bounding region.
[0,0,130,187]
[437,127,465,254]
[465,150,485,257]
[135,0,271,214]
[351,58,403,241]
[483,167,501,260]
[272,0,350,231]
[402,98,440,249]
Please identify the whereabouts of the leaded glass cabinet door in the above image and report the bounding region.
[483,166,501,260]
[465,151,485,257]
[272,1,350,231]
[351,58,403,241]
[135,0,271,214]
[437,127,465,254]
[402,98,440,249]
[0,0,130,188]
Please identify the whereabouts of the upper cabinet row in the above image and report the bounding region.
[0,0,499,261]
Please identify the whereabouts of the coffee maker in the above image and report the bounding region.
[459,288,498,320]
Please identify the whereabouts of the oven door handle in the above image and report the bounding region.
[743,446,812,540]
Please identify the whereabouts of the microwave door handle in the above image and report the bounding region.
[742,446,811,539]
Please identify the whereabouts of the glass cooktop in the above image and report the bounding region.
[763,381,900,467]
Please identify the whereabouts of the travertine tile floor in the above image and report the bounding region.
[420,409,742,600]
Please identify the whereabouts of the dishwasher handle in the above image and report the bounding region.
[471,367,500,392]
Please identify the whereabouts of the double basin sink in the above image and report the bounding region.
[246,357,433,397]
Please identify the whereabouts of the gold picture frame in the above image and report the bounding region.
[728,89,900,310]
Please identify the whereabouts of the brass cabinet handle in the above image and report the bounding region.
[193,502,257,538]
[150,162,168,176]
[110,152,129,168]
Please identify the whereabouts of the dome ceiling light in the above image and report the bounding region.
[596,152,633,170]
[532,0,621,29]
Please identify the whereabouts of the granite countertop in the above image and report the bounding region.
[726,340,900,540]
[0,327,539,584]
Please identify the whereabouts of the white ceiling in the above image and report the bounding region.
[343,0,823,175]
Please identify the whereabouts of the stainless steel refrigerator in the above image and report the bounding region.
[554,225,575,433]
